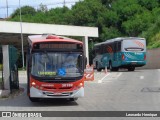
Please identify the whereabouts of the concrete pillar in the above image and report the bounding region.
[2,45,10,91]
[83,36,89,65]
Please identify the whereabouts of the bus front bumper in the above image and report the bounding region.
[30,86,84,98]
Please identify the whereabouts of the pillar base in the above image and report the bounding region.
[0,89,10,97]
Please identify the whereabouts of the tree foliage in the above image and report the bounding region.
[8,0,160,49]
[11,6,36,18]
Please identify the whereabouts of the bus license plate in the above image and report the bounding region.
[54,92,62,95]
[131,62,137,65]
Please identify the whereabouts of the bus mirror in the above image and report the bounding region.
[78,55,83,68]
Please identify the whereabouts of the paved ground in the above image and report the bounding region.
[0,69,160,119]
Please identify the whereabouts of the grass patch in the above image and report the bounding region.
[0,64,2,71]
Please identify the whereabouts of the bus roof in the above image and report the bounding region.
[95,37,145,46]
[28,34,83,46]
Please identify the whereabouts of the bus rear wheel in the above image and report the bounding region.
[128,67,135,71]
[69,98,78,101]
[29,97,39,102]
[109,62,113,71]
[113,67,119,71]
[109,62,119,71]
[96,62,102,72]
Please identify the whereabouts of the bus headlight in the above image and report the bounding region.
[79,83,83,87]
[77,83,83,88]
[74,83,83,90]
[31,82,36,86]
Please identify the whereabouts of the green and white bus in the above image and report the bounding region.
[93,37,146,71]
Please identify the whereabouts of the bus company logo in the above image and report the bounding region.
[2,112,11,117]
[134,41,144,48]
[106,46,113,53]
[1,112,42,117]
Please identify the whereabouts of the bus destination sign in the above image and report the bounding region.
[34,43,82,49]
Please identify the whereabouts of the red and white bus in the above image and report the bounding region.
[27,34,85,102]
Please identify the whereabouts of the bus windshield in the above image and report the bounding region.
[123,40,146,52]
[31,52,83,78]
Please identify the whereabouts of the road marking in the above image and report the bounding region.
[98,72,123,83]
[140,76,144,79]
[117,73,122,78]
[98,73,110,83]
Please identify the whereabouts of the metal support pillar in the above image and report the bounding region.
[2,45,10,92]
[83,36,89,65]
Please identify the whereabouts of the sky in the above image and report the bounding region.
[0,0,80,18]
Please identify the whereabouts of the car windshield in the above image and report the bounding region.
[31,52,83,78]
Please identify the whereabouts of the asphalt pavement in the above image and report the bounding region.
[0,69,160,119]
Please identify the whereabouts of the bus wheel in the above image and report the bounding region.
[128,67,135,71]
[109,62,113,71]
[113,67,119,71]
[97,68,102,72]
[69,98,78,101]
[96,62,101,72]
[29,97,39,102]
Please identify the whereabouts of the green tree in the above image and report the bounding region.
[101,27,122,40]
[148,32,160,49]
[47,7,70,24]
[8,0,160,49]
[122,11,153,36]
[11,6,36,18]
[137,0,159,10]
[37,3,48,13]
[100,0,115,8]
[69,0,107,26]
[142,16,160,48]
[111,0,144,21]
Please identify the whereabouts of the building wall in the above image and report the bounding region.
[137,48,160,69]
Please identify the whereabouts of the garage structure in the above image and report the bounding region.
[0,21,99,65]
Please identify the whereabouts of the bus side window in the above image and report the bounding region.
[95,46,101,55]
[102,44,107,54]
[114,42,121,52]
[101,45,104,54]
[106,44,113,53]
[114,42,117,52]
[100,45,103,54]
[110,43,114,53]
[95,48,98,55]
[106,44,109,53]
[117,42,121,52]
